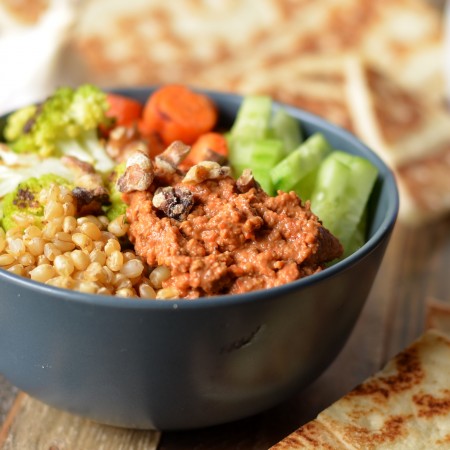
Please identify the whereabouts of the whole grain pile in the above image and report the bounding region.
[0,183,177,299]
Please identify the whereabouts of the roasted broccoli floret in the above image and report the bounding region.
[104,162,127,221]
[1,174,71,230]
[3,84,115,172]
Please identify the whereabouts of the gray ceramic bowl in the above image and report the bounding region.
[0,87,398,430]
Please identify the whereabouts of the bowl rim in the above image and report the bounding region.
[0,87,399,311]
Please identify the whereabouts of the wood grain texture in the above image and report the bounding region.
[0,394,161,450]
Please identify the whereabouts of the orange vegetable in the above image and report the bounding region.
[142,85,218,146]
[107,94,143,127]
[181,132,228,169]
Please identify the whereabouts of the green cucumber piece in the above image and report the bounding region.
[270,133,331,194]
[250,139,285,196]
[271,109,303,154]
[230,96,272,139]
[310,151,378,256]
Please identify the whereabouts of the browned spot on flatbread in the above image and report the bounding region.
[413,390,450,418]
[1,0,48,24]
[436,434,450,444]
[365,67,423,144]
[291,422,335,449]
[342,415,410,446]
[397,145,450,213]
[348,346,424,400]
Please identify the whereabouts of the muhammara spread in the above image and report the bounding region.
[123,145,343,298]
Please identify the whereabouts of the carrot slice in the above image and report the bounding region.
[181,132,228,169]
[142,85,218,146]
[107,94,143,127]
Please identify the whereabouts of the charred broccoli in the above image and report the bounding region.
[4,84,115,172]
[1,174,71,230]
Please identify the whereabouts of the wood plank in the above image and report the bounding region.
[0,394,161,450]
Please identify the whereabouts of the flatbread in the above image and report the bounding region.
[71,0,445,101]
[344,55,450,224]
[271,330,450,449]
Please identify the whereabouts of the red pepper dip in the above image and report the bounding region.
[122,151,343,298]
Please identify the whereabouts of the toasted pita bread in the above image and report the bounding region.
[71,0,445,98]
[271,330,450,449]
[344,55,450,224]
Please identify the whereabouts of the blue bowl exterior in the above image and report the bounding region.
[0,88,399,430]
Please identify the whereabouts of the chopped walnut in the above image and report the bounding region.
[236,169,260,193]
[152,186,194,221]
[106,125,150,163]
[72,187,110,216]
[182,161,231,185]
[154,141,191,174]
[117,151,154,193]
[62,156,110,214]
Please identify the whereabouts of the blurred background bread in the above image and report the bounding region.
[0,0,448,224]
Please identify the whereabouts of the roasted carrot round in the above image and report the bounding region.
[107,94,143,127]
[142,85,218,146]
[181,132,228,169]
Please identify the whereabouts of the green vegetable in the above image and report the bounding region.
[228,96,303,193]
[270,133,331,198]
[1,174,71,230]
[310,151,378,257]
[270,109,302,154]
[104,163,127,221]
[250,139,285,195]
[230,95,272,139]
[4,84,115,172]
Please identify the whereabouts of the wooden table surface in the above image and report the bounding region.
[1,216,449,449]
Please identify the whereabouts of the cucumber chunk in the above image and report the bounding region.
[270,133,331,195]
[230,96,272,139]
[270,109,303,154]
[310,151,378,256]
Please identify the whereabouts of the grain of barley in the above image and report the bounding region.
[6,227,22,239]
[84,262,104,282]
[104,239,121,256]
[23,225,42,239]
[53,239,76,252]
[54,254,75,277]
[107,250,123,272]
[139,283,156,299]
[43,243,62,261]
[116,287,136,298]
[76,281,100,294]
[70,250,90,271]
[149,266,171,289]
[80,222,102,241]
[97,287,113,296]
[156,287,179,299]
[11,213,35,228]
[97,216,109,229]
[44,200,64,221]
[29,264,56,283]
[17,253,35,267]
[25,237,45,256]
[72,233,94,252]
[7,264,24,276]
[36,255,51,265]
[90,249,107,266]
[120,259,144,279]
[7,238,25,255]
[108,215,129,237]
[63,216,77,234]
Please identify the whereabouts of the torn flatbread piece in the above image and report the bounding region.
[271,330,450,449]
[344,55,450,224]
